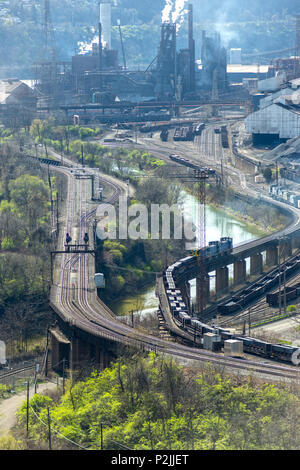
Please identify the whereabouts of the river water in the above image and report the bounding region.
[109,192,265,319]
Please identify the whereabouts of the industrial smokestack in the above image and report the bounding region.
[188,4,195,92]
[296,14,300,57]
[100,1,111,50]
[98,21,103,71]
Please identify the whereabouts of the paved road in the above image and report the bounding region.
[0,381,57,437]
[256,316,300,344]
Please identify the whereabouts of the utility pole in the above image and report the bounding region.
[118,20,127,70]
[26,381,30,438]
[278,240,282,316]
[62,358,66,394]
[81,144,84,167]
[195,169,209,318]
[47,407,52,450]
[100,423,104,450]
[45,327,49,377]
[248,308,251,336]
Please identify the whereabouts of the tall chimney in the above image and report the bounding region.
[296,15,300,55]
[98,21,103,71]
[188,4,195,92]
[100,1,111,50]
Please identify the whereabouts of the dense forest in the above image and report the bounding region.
[10,352,300,450]
[0,0,298,75]
[0,132,60,360]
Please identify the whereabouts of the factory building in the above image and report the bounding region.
[245,100,300,144]
[227,65,270,84]
[257,73,287,93]
[34,1,231,106]
[155,4,196,100]
[259,87,294,109]
[200,31,227,93]
[0,79,36,107]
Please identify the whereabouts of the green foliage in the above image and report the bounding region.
[8,174,50,230]
[0,384,11,399]
[0,434,26,450]
[17,354,300,450]
[286,305,297,313]
[1,236,15,250]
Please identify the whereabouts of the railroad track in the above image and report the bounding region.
[41,148,300,381]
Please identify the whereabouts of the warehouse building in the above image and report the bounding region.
[0,79,36,107]
[245,101,300,145]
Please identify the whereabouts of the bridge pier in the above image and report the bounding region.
[178,281,191,312]
[250,253,263,276]
[196,276,210,311]
[266,246,278,267]
[233,259,246,285]
[292,237,300,250]
[280,240,292,259]
[50,326,116,374]
[215,267,229,298]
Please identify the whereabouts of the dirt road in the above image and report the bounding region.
[0,381,58,437]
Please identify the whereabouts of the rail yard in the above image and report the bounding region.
[41,120,300,382]
[3,0,300,452]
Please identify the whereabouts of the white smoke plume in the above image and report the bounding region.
[161,0,188,29]
[172,0,188,23]
[162,0,173,23]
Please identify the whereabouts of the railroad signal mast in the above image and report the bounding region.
[194,169,210,317]
[168,166,212,318]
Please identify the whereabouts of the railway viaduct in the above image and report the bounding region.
[178,204,300,313]
[41,148,300,375]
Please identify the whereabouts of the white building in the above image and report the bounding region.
[259,88,294,109]
[258,73,286,93]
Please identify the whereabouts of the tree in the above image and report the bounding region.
[263,167,273,183]
[9,174,50,233]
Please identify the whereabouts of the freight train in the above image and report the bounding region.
[280,167,300,184]
[160,140,300,365]
[160,129,169,142]
[217,255,300,315]
[221,126,229,148]
[173,126,195,142]
[266,281,300,307]
[173,122,205,142]
[161,241,300,365]
[169,154,216,175]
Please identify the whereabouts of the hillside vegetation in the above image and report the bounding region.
[15,352,300,450]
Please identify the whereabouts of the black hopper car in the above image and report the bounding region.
[218,256,300,315]
[169,154,216,176]
[162,245,300,365]
[173,126,195,142]
[160,129,169,142]
[267,281,300,307]
[220,126,229,148]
